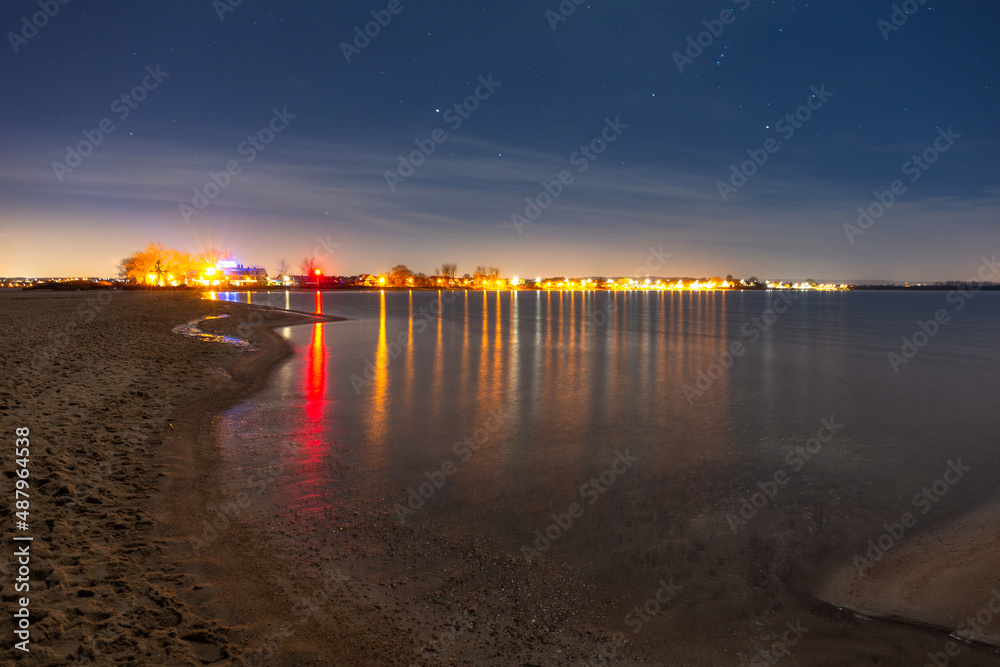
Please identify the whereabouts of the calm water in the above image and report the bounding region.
[214,289,1000,659]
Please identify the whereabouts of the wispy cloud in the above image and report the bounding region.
[1,127,998,281]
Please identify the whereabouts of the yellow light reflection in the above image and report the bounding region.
[461,290,470,398]
[406,291,414,407]
[433,291,444,411]
[492,289,503,398]
[479,290,489,401]
[368,291,389,444]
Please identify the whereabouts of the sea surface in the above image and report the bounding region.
[212,289,1000,661]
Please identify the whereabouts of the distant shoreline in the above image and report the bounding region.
[12,283,1000,293]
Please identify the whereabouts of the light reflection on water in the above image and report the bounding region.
[225,289,999,503]
[216,289,1000,644]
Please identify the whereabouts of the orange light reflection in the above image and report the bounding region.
[368,291,389,445]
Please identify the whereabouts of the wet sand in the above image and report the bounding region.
[818,500,1000,647]
[4,290,1000,665]
[1,291,347,664]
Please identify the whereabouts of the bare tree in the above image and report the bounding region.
[473,266,487,287]
[437,263,457,279]
[117,256,136,280]
[275,259,290,277]
[198,248,233,268]
[300,256,319,276]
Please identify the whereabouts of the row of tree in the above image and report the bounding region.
[119,245,781,291]
[118,243,234,284]
[378,264,500,287]
[118,244,479,287]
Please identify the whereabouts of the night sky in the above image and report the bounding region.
[1,1,996,281]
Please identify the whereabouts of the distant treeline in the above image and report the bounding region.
[851,283,1000,291]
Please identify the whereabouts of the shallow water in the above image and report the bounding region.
[214,289,1000,661]
[172,314,258,350]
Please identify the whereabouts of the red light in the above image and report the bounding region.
[314,269,322,275]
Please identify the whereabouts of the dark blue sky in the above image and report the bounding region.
[1,1,997,281]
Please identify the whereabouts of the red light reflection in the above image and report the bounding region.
[302,322,327,451]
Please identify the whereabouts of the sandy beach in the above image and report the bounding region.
[4,290,1000,666]
[818,499,1000,648]
[2,291,632,665]
[1,291,342,664]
